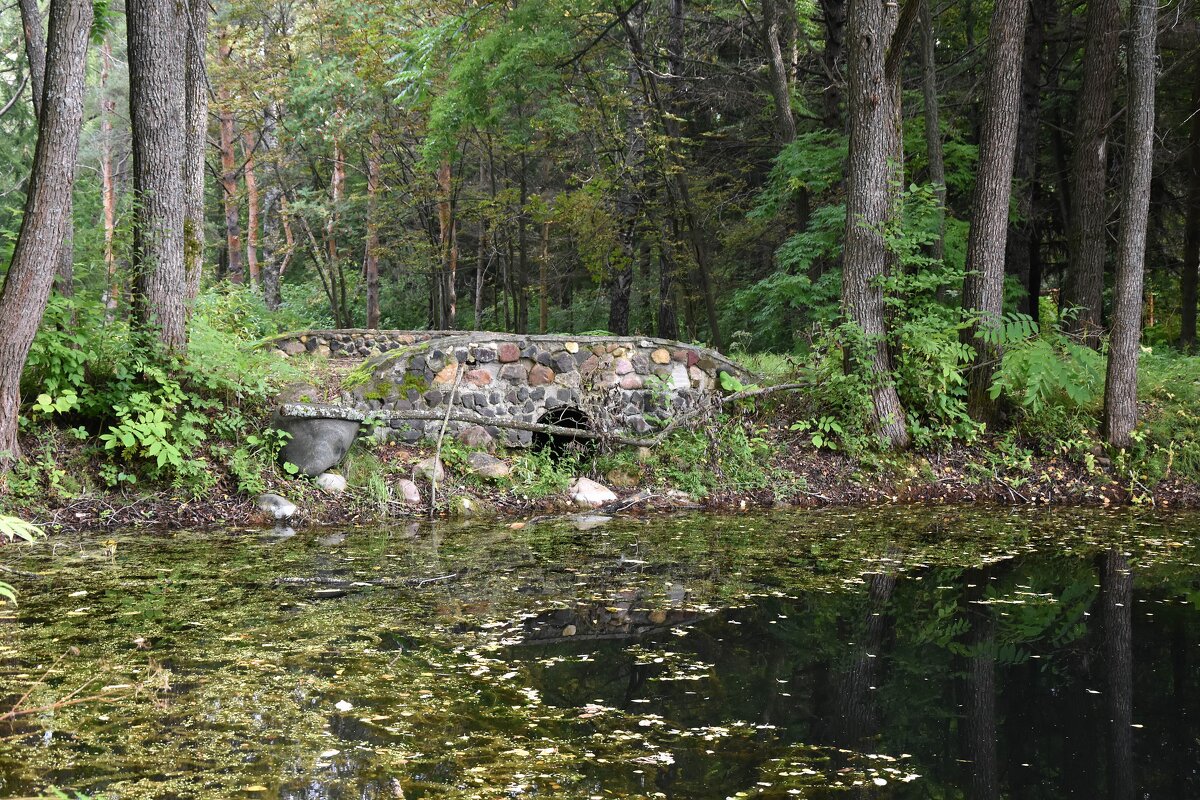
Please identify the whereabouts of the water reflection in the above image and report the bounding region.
[0,510,1197,799]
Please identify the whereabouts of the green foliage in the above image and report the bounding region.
[509,446,581,498]
[0,515,42,603]
[988,312,1104,415]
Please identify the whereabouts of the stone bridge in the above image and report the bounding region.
[266,330,750,474]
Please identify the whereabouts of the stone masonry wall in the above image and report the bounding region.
[262,329,459,359]
[350,334,747,447]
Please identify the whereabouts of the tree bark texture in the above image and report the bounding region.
[1103,0,1156,447]
[610,3,647,337]
[0,0,92,465]
[961,0,1028,424]
[19,0,74,300]
[763,0,797,144]
[218,33,244,284]
[261,97,285,310]
[365,135,382,329]
[1064,0,1121,345]
[843,0,909,448]
[100,35,119,318]
[243,130,260,286]
[437,159,458,330]
[183,0,208,302]
[128,0,188,353]
[1180,63,1200,351]
[1101,549,1134,800]
[1007,0,1046,318]
[918,0,945,263]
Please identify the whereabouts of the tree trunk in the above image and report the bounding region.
[218,32,243,285]
[918,0,945,263]
[183,0,208,302]
[437,159,458,329]
[365,134,381,329]
[539,221,550,333]
[127,0,188,353]
[843,0,909,448]
[1101,549,1134,800]
[961,0,1028,424]
[326,133,346,324]
[19,0,74,300]
[1007,0,1046,318]
[763,0,797,144]
[819,0,847,129]
[1103,0,1156,447]
[261,99,285,311]
[610,5,647,337]
[1180,63,1200,351]
[0,0,92,466]
[1064,0,1121,345]
[243,130,260,288]
[100,34,119,319]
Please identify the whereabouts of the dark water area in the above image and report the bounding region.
[0,508,1198,799]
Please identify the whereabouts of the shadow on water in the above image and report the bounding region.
[0,508,1198,798]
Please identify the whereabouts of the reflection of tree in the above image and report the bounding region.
[964,594,998,800]
[832,567,896,749]
[1102,548,1134,800]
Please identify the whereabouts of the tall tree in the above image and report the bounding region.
[961,0,1028,423]
[365,131,382,329]
[217,29,244,284]
[183,0,208,303]
[843,0,908,448]
[609,2,647,336]
[0,0,92,465]
[100,32,119,317]
[1103,0,1157,447]
[1063,0,1121,344]
[19,0,74,299]
[1181,63,1200,351]
[918,0,946,263]
[127,0,189,352]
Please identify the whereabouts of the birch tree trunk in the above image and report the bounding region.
[0,0,92,466]
[127,0,188,353]
[961,0,1028,424]
[1103,0,1157,447]
[100,34,119,318]
[243,129,260,287]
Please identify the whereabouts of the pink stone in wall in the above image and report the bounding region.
[528,365,555,386]
[615,358,633,376]
[686,351,699,368]
[497,342,520,363]
[464,368,493,387]
[620,374,644,390]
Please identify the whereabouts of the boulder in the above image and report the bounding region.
[448,494,488,516]
[274,415,360,477]
[315,472,348,494]
[415,457,445,483]
[257,493,297,520]
[279,340,306,356]
[457,424,495,450]
[397,478,422,505]
[569,477,617,509]
[467,451,511,480]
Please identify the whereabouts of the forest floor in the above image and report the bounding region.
[7,426,1199,535]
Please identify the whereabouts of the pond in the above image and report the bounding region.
[1,508,1198,799]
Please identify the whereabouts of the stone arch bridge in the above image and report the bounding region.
[264,330,750,474]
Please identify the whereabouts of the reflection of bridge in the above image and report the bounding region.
[268,330,751,455]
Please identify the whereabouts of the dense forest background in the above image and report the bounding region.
[0,0,1198,484]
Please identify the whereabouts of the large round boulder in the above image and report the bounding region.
[273,412,361,477]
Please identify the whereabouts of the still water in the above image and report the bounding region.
[1,508,1198,799]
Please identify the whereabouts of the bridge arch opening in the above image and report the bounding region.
[533,406,594,456]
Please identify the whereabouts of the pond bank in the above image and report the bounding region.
[7,434,1200,534]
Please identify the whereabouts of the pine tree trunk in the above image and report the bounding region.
[127,0,188,353]
[1180,64,1200,351]
[843,0,909,448]
[1103,0,1156,447]
[1064,0,1121,345]
[218,33,243,284]
[0,0,92,466]
[961,0,1028,424]
[183,0,208,302]
[365,135,381,329]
